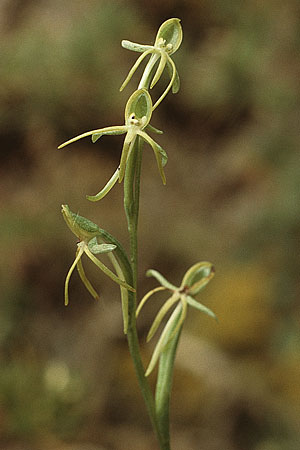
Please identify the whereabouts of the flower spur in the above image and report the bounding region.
[120,18,182,110]
[58,89,168,201]
[61,205,134,310]
[136,262,216,376]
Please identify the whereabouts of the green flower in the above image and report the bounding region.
[62,205,134,308]
[136,262,216,376]
[120,18,183,110]
[58,89,167,201]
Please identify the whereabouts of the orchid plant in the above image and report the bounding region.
[59,18,216,450]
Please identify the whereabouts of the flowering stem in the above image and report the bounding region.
[124,45,173,450]
[124,138,168,448]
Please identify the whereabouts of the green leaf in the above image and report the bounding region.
[125,88,152,125]
[155,18,183,55]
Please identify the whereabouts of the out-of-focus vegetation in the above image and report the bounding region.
[1,1,300,449]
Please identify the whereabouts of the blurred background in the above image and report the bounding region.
[1,1,300,449]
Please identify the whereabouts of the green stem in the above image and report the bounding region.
[124,138,167,448]
[123,54,173,450]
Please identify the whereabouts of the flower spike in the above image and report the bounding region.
[137,262,216,375]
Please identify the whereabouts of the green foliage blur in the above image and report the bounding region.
[1,1,300,449]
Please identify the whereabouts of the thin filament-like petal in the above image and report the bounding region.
[150,52,167,89]
[136,286,167,318]
[145,303,182,377]
[77,257,99,300]
[147,291,180,342]
[186,295,217,320]
[108,251,129,334]
[84,246,135,292]
[138,130,166,184]
[120,48,154,91]
[146,269,177,290]
[166,295,187,344]
[86,167,120,202]
[64,247,84,306]
[58,126,127,149]
[152,54,176,110]
[119,131,136,183]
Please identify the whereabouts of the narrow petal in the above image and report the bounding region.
[77,256,99,300]
[58,126,126,149]
[88,238,116,254]
[166,296,188,343]
[120,48,154,92]
[152,55,176,111]
[166,59,180,93]
[181,261,214,292]
[145,303,182,377]
[84,246,135,292]
[146,269,177,290]
[119,131,136,183]
[122,40,153,53]
[108,252,129,334]
[145,124,164,135]
[92,128,127,143]
[186,295,217,321]
[147,291,180,342]
[150,52,167,89]
[138,130,166,184]
[86,167,120,202]
[136,286,167,318]
[64,247,84,306]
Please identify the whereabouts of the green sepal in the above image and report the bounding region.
[121,40,152,53]
[86,167,120,202]
[155,18,183,55]
[145,124,164,135]
[186,295,217,321]
[157,144,168,167]
[77,257,100,300]
[125,88,152,125]
[166,59,180,93]
[146,269,177,290]
[145,303,182,377]
[88,238,116,255]
[61,205,100,242]
[146,292,180,342]
[92,129,126,143]
[181,262,215,294]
